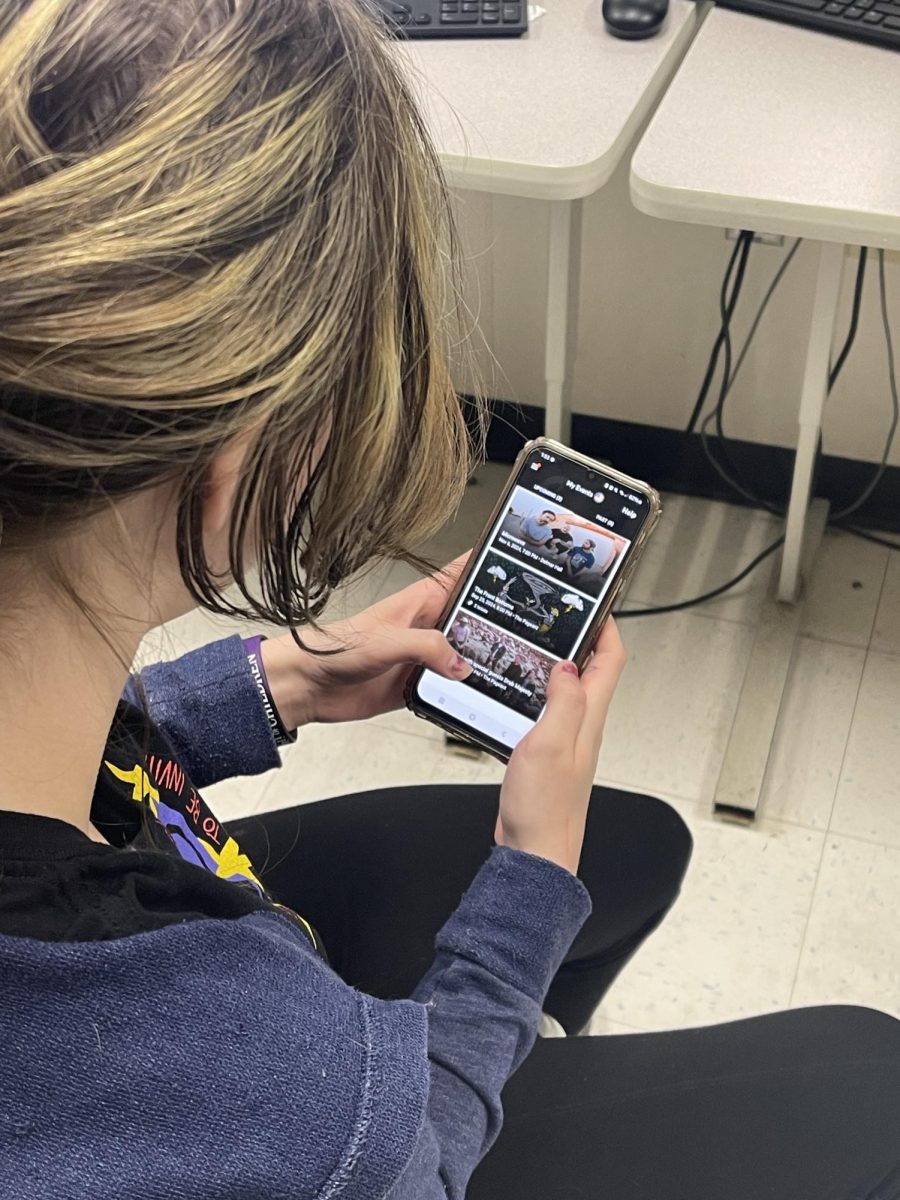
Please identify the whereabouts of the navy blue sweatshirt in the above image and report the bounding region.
[0,635,591,1199]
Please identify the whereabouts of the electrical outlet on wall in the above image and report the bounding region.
[725,229,785,247]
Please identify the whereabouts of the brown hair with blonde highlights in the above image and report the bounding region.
[0,0,479,625]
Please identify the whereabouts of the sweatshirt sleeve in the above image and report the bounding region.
[124,636,281,788]
[387,844,592,1199]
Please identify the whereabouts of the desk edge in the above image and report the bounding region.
[629,168,900,251]
[437,1,708,202]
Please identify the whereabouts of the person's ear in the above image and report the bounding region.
[202,433,253,572]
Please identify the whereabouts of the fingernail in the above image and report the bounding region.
[560,661,578,676]
[451,653,473,678]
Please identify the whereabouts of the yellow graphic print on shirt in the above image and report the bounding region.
[104,761,159,805]
[105,757,265,893]
[100,734,321,956]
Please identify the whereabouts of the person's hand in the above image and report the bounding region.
[496,619,627,876]
[259,555,472,729]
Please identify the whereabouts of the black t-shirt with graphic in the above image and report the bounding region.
[0,701,324,957]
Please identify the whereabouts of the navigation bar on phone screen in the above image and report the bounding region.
[424,677,525,750]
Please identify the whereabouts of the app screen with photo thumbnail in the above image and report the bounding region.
[416,447,652,751]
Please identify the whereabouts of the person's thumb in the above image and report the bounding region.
[533,659,585,742]
[392,628,473,680]
[579,619,628,746]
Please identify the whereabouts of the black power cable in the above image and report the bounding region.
[829,246,869,393]
[619,242,897,619]
[831,250,898,524]
[616,535,784,620]
[702,243,869,519]
[696,238,805,517]
[685,232,754,435]
[700,246,895,537]
[730,238,804,392]
[845,525,900,552]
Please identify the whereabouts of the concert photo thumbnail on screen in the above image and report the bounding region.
[460,549,593,661]
[447,612,556,721]
[495,486,631,601]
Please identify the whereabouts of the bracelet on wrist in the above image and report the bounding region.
[243,635,298,749]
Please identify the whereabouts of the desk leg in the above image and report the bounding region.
[778,241,846,603]
[713,498,828,824]
[544,198,583,444]
[713,241,846,823]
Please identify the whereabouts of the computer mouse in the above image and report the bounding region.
[602,0,669,38]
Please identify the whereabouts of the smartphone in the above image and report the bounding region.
[406,438,661,762]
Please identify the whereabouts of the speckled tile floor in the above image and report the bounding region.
[141,465,900,1032]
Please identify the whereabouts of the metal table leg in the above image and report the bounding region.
[543,198,583,445]
[713,498,828,823]
[713,241,847,823]
[778,241,846,603]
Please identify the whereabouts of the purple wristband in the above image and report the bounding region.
[243,635,297,748]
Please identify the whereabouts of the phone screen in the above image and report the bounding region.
[414,446,653,753]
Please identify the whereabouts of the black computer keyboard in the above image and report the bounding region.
[370,0,528,37]
[715,0,900,50]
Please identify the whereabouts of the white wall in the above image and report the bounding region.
[450,149,900,466]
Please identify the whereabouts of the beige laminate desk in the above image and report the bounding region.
[631,6,900,820]
[395,0,708,441]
